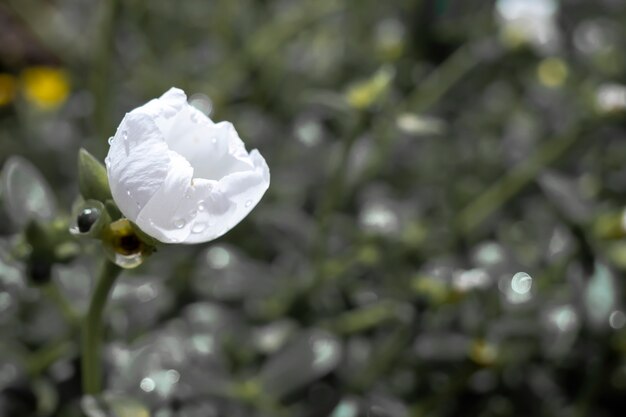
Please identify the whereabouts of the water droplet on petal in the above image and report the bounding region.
[126,189,131,197]
[198,201,206,212]
[245,200,252,208]
[192,222,207,234]
[174,218,186,229]
[104,156,111,166]
[190,111,198,123]
[122,130,129,154]
[190,210,197,218]
[211,137,217,144]
[108,136,114,145]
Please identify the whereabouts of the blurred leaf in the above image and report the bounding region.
[538,170,593,224]
[259,328,342,399]
[0,156,57,227]
[585,262,617,328]
[320,300,411,334]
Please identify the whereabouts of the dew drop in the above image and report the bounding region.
[108,136,114,145]
[190,111,198,123]
[190,210,197,218]
[192,222,207,234]
[245,200,252,208]
[122,130,129,154]
[126,189,131,197]
[198,201,206,212]
[174,218,186,229]
[113,252,144,269]
[211,137,217,144]
[104,156,111,166]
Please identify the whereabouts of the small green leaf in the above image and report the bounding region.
[78,148,111,202]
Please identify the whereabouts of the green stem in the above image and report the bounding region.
[81,260,122,395]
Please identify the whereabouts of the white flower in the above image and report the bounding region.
[105,88,270,244]
[495,0,560,53]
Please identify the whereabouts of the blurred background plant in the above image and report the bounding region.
[1,0,626,416]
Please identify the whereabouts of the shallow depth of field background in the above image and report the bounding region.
[1,0,626,416]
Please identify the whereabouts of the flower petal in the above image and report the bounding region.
[106,113,170,221]
[166,120,253,181]
[134,87,189,134]
[180,149,270,244]
[134,151,195,243]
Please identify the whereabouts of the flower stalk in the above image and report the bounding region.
[81,260,122,395]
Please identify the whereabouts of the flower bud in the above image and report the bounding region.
[69,200,110,239]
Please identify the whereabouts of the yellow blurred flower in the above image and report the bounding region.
[537,58,568,88]
[346,66,395,110]
[21,66,70,110]
[0,73,17,107]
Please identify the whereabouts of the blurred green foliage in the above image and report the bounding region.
[1,0,626,416]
